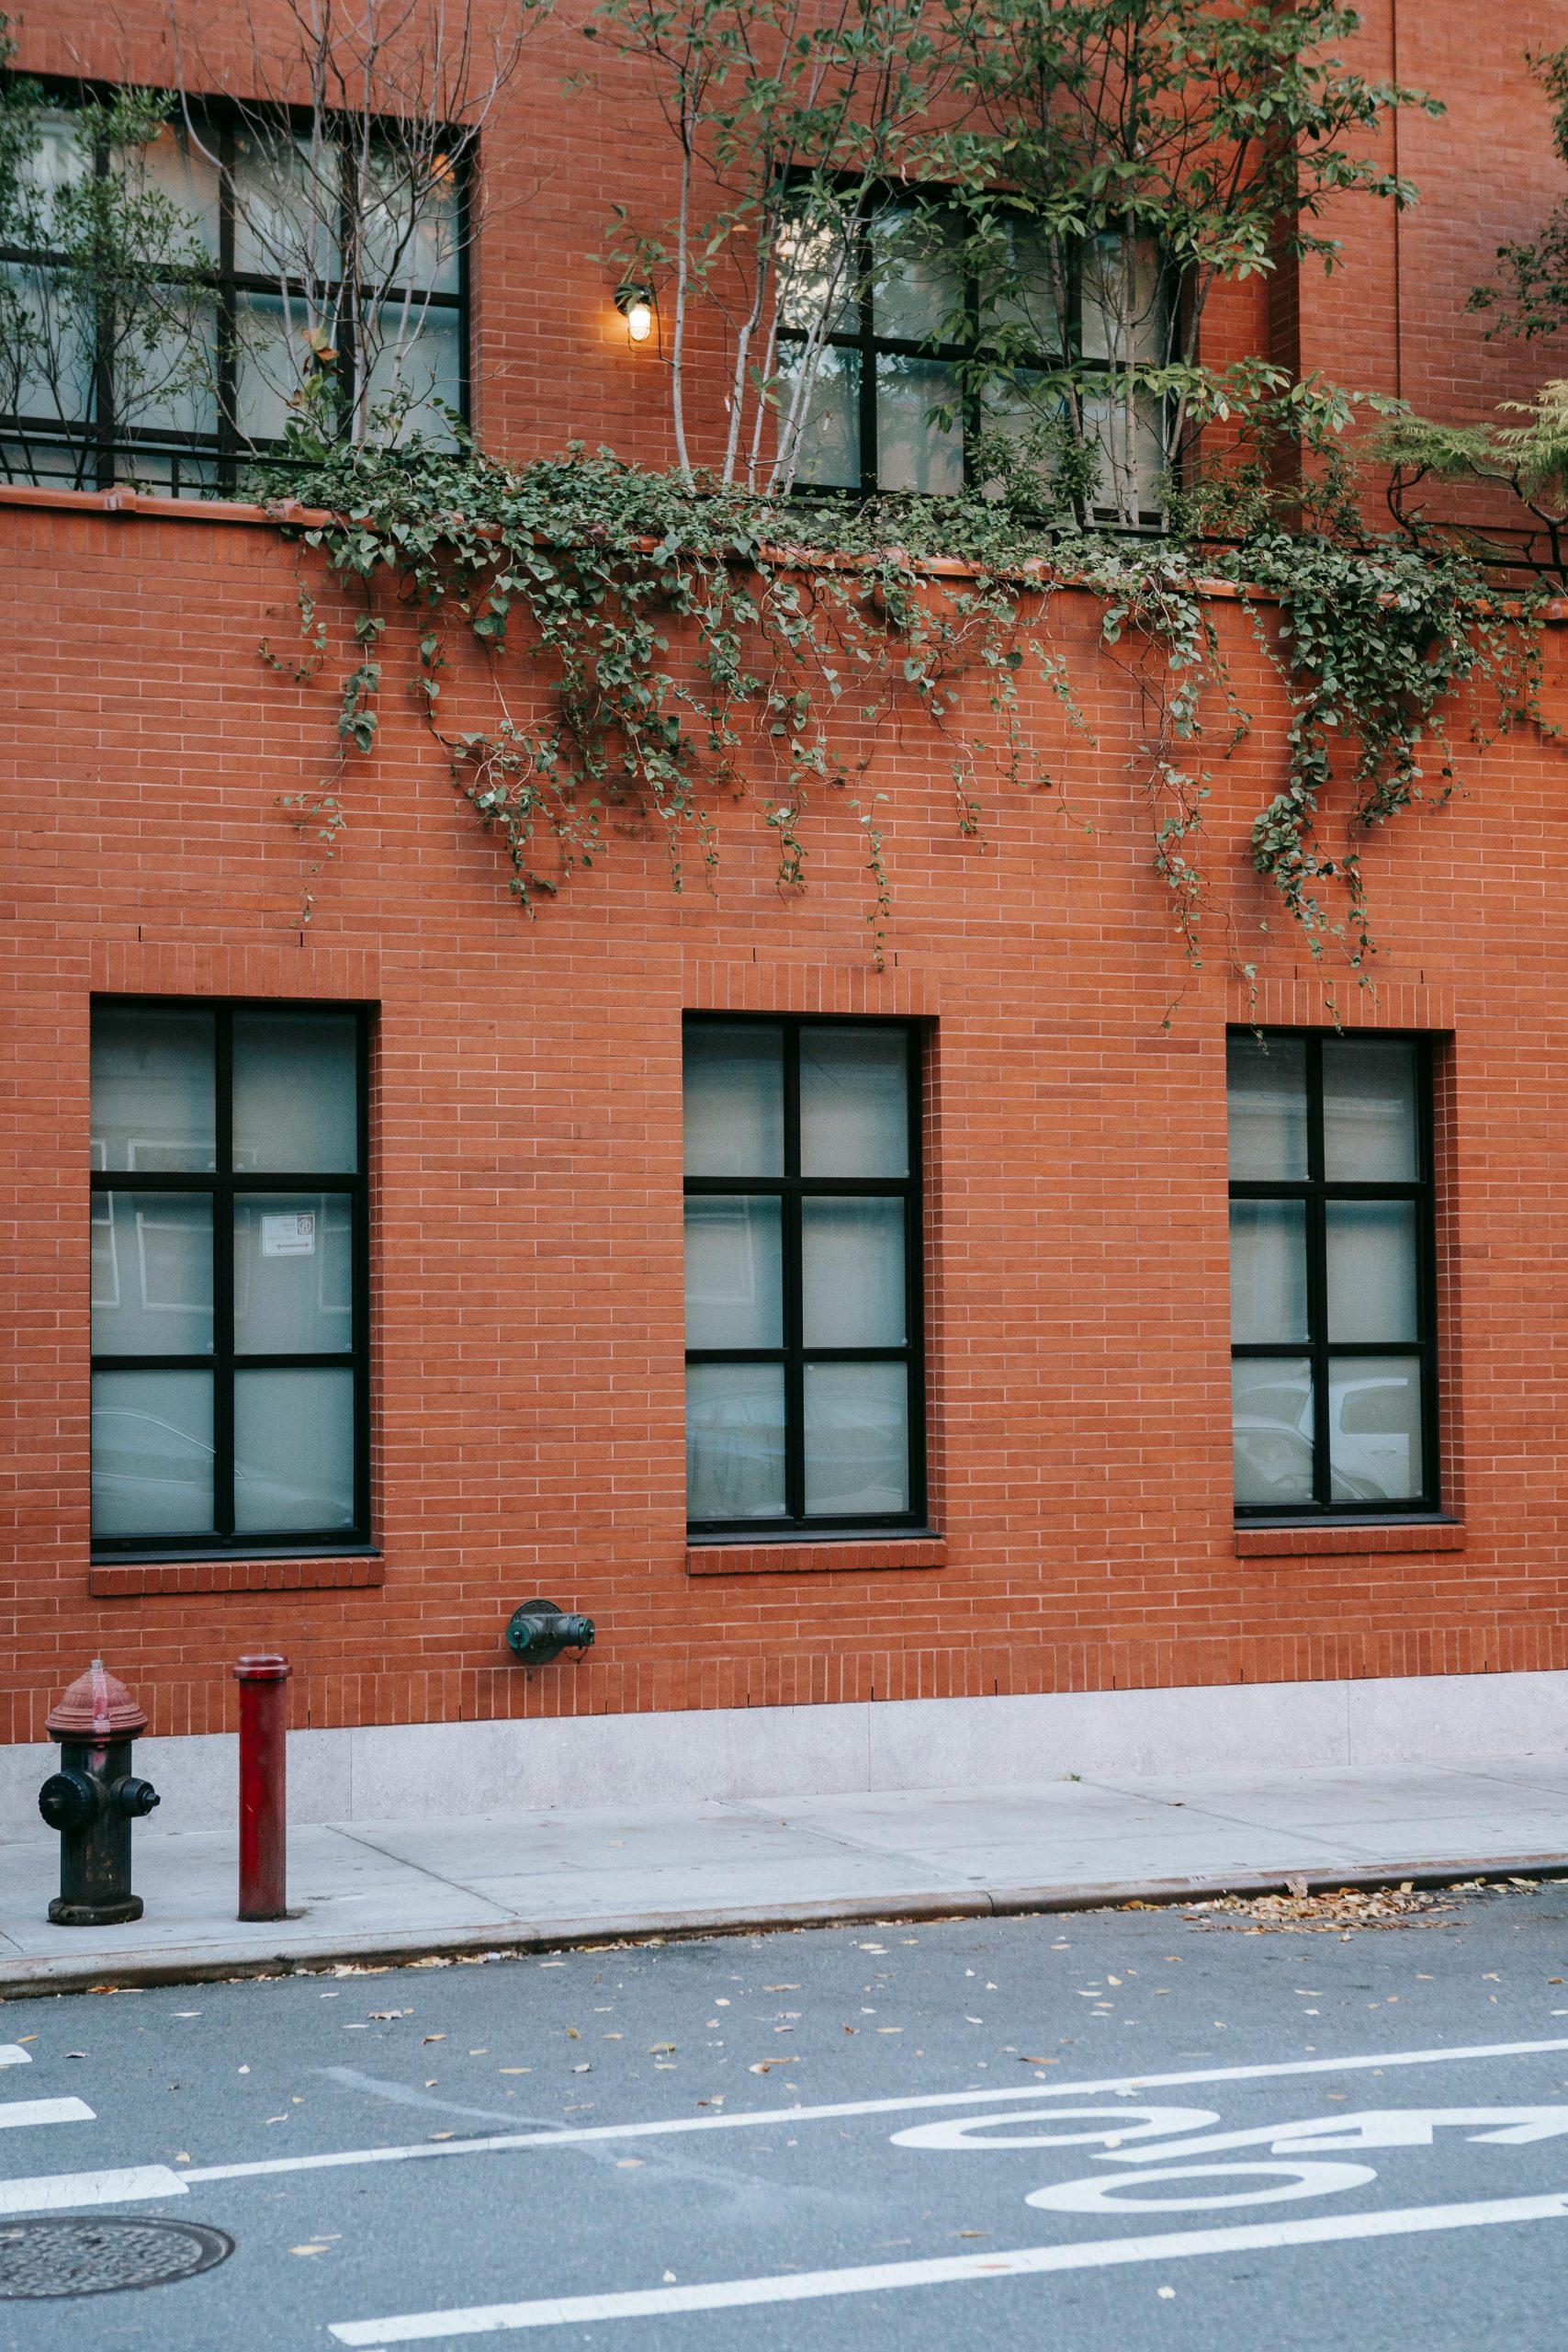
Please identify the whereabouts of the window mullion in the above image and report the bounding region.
[213,1010,236,1538]
[858,224,876,498]
[783,1025,805,1524]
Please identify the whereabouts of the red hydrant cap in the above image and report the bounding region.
[46,1661,148,1740]
[234,1653,291,1681]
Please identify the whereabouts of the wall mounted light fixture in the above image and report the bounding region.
[615,281,656,345]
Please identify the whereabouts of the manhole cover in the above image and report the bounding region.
[0,2217,233,2298]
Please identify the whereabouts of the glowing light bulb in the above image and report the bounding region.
[626,298,654,345]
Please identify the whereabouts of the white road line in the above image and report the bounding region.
[0,2098,94,2131]
[328,2188,1568,2342]
[176,2036,1568,2190]
[4,2038,1567,2220]
[0,2165,186,2216]
[0,2047,33,2069]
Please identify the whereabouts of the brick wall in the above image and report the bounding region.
[6,492,1568,1744]
[8,4,1568,1746]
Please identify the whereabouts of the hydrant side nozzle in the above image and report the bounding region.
[504,1600,597,1667]
[39,1770,99,1833]
[110,1776,160,1820]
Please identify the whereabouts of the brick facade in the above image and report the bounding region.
[7,3,1568,1753]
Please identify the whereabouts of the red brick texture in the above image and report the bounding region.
[7,4,1568,1747]
[7,488,1568,1747]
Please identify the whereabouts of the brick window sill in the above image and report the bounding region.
[89,1555,385,1598]
[1235,1521,1465,1559]
[687,1535,946,1577]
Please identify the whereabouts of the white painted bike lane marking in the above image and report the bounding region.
[0,2099,93,2132]
[327,2191,1568,2344]
[4,2037,1567,2218]
[0,2047,34,2069]
[0,2165,182,2217]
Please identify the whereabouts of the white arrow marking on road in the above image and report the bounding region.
[0,2165,186,2216]
[329,2190,1568,2343]
[0,2099,94,2131]
[3,2038,1568,2218]
[0,2047,33,2069]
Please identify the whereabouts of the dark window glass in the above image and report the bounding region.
[776,202,1169,519]
[1228,1031,1438,1519]
[683,1017,925,1534]
[2,99,466,497]
[90,1000,369,1553]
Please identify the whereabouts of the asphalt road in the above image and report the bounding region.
[6,1884,1568,2349]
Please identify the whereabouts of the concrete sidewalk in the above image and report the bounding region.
[4,1753,1568,1995]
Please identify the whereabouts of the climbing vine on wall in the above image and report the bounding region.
[262,432,1547,977]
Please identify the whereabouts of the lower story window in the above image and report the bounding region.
[89,998,370,1553]
[683,1015,926,1534]
[1228,1028,1438,1518]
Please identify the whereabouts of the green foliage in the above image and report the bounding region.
[1374,383,1568,583]
[1238,534,1542,965]
[594,0,1438,515]
[262,430,1544,978]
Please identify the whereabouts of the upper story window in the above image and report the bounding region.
[775,200,1170,524]
[1,94,466,497]
[1228,1031,1438,1521]
[90,1001,370,1555]
[683,1017,926,1536]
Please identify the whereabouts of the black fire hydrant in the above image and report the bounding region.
[38,1661,160,1925]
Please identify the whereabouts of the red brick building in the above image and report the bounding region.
[7,2,1568,1823]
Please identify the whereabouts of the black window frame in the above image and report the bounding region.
[683,1012,928,1540]
[774,198,1173,516]
[89,995,372,1559]
[0,78,471,497]
[1229,1027,1441,1525]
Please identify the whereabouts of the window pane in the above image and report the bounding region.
[356,148,461,292]
[130,293,220,444]
[1326,1201,1419,1343]
[802,1199,906,1348]
[233,1193,355,1353]
[776,209,860,335]
[872,208,963,342]
[683,1024,784,1177]
[233,290,335,445]
[92,1368,214,1537]
[683,1197,783,1349]
[232,127,339,277]
[875,356,964,494]
[1229,1200,1307,1344]
[363,303,462,441]
[231,1010,358,1173]
[92,1193,213,1355]
[1,261,96,424]
[91,1004,216,1172]
[686,1362,785,1521]
[778,343,860,490]
[133,121,221,255]
[234,1367,355,1532]
[1330,1354,1423,1503]
[1226,1034,1307,1180]
[1082,385,1168,521]
[799,1026,909,1176]
[1322,1040,1419,1181]
[988,223,1063,349]
[803,1361,909,1517]
[1081,232,1167,363]
[1232,1357,1314,1508]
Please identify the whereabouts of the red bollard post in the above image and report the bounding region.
[235,1652,290,1921]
